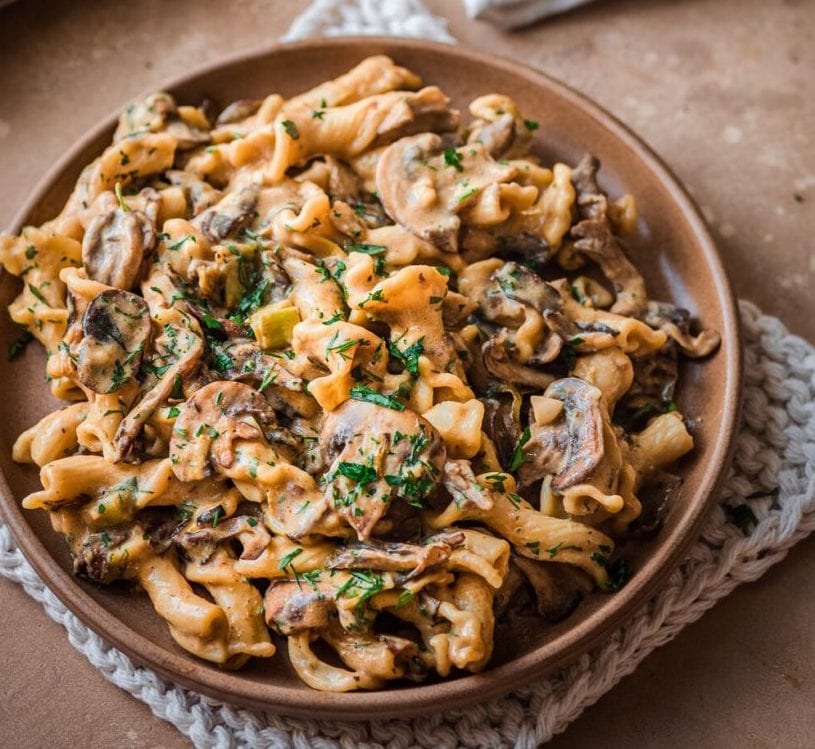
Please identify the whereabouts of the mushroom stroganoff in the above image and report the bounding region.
[1,56,720,691]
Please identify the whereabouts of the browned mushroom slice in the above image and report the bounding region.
[481,391,522,468]
[482,332,555,390]
[115,92,210,149]
[642,300,721,358]
[371,86,460,145]
[570,154,647,316]
[82,206,155,290]
[192,186,259,243]
[169,381,291,481]
[327,533,464,579]
[114,92,176,140]
[375,133,515,253]
[203,339,316,419]
[264,580,335,635]
[441,458,497,511]
[512,554,593,621]
[321,400,447,539]
[468,112,517,158]
[166,170,224,215]
[216,99,262,126]
[73,527,133,584]
[176,515,271,564]
[517,377,605,491]
[76,289,151,394]
[113,322,204,462]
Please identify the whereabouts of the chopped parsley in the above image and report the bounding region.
[388,336,424,377]
[590,552,630,591]
[337,462,378,485]
[108,360,129,392]
[8,330,33,361]
[346,243,387,256]
[508,426,531,472]
[349,383,405,411]
[278,547,303,571]
[168,234,195,252]
[443,147,463,172]
[523,119,540,131]
[359,288,385,307]
[281,119,299,139]
[27,282,48,305]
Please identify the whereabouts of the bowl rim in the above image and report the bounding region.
[0,35,743,720]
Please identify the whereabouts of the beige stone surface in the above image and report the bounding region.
[0,0,813,746]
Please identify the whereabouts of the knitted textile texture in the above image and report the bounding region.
[2,3,815,747]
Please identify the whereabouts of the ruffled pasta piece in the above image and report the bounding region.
[184,548,275,665]
[428,462,614,585]
[56,132,176,236]
[266,86,457,183]
[0,228,82,396]
[12,402,90,467]
[551,278,668,357]
[137,553,233,665]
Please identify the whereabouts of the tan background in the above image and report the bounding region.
[1,0,814,746]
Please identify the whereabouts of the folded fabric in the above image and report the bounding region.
[461,0,598,29]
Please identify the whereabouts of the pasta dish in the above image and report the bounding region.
[0,56,720,691]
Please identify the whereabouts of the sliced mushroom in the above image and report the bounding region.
[73,527,133,584]
[570,154,647,316]
[321,399,447,539]
[76,289,151,394]
[192,186,258,242]
[465,94,534,161]
[468,112,516,158]
[264,580,334,635]
[372,85,460,145]
[481,391,521,468]
[375,133,515,253]
[216,98,262,126]
[517,377,605,491]
[482,331,555,390]
[327,533,464,579]
[203,339,316,419]
[166,170,224,215]
[642,300,721,358]
[113,322,204,462]
[169,381,291,481]
[82,206,155,290]
[441,458,497,511]
[115,92,209,148]
[176,515,271,564]
[513,554,593,621]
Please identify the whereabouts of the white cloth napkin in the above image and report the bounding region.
[461,0,598,29]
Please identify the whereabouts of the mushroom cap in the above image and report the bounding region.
[82,206,155,290]
[76,289,151,394]
[169,381,282,481]
[376,132,461,253]
[321,399,447,538]
[517,377,605,491]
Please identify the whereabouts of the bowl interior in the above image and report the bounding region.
[0,37,741,720]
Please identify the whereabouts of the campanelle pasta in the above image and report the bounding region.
[1,56,721,691]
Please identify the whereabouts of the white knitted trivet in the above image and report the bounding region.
[2,4,815,747]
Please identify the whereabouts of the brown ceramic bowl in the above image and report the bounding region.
[0,37,742,720]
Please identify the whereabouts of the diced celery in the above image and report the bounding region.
[249,305,300,349]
